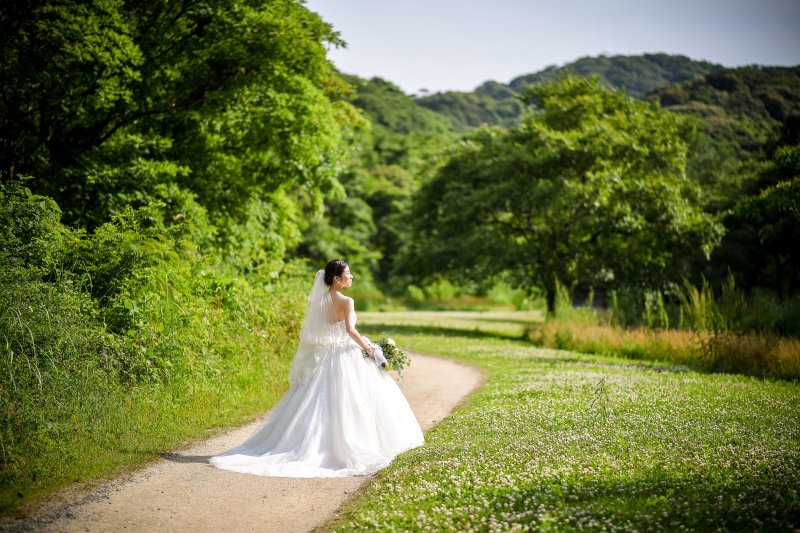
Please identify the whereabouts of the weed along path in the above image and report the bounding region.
[20,354,482,533]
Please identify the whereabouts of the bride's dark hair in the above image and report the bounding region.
[324,260,349,286]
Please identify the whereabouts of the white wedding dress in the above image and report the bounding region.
[208,271,424,478]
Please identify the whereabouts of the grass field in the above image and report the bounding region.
[329,311,800,531]
[360,310,544,338]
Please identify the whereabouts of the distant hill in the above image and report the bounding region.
[508,53,719,98]
[649,65,800,153]
[344,57,800,184]
[648,64,800,207]
[343,74,453,135]
[415,53,720,131]
[340,74,455,173]
[411,80,525,131]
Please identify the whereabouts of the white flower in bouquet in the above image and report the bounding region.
[361,334,412,377]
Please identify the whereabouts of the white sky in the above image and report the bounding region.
[304,0,800,95]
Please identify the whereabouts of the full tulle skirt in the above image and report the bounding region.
[208,339,424,478]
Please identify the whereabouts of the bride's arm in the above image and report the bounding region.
[344,297,374,355]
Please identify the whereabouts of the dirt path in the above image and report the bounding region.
[7,354,482,533]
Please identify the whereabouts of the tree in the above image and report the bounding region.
[299,75,455,289]
[717,146,800,298]
[0,0,143,177]
[736,176,800,298]
[0,0,354,270]
[403,75,722,312]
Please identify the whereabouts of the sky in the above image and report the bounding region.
[304,0,800,95]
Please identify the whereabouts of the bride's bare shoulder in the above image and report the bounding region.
[330,293,353,322]
[330,292,354,308]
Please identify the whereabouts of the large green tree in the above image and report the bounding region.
[716,146,800,299]
[403,76,722,312]
[1,0,353,269]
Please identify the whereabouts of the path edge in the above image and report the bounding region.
[318,352,487,532]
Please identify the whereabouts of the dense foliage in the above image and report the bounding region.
[1,0,355,269]
[651,66,800,208]
[296,75,456,290]
[415,53,718,130]
[0,0,352,512]
[651,66,800,153]
[413,81,525,131]
[0,179,310,511]
[721,156,800,302]
[654,68,800,305]
[404,76,721,312]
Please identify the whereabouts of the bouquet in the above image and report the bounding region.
[362,334,412,376]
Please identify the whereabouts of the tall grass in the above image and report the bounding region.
[677,274,799,378]
[0,182,308,514]
[526,276,800,380]
[526,322,697,368]
[0,260,307,514]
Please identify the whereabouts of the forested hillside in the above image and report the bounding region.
[415,53,719,130]
[295,75,455,290]
[652,65,800,175]
[509,53,719,97]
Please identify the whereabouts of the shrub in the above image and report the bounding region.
[0,181,309,511]
[528,274,800,379]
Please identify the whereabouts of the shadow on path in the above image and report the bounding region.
[360,323,526,342]
[160,453,212,464]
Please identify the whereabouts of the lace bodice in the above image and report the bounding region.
[331,318,352,343]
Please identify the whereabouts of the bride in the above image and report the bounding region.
[209,260,424,477]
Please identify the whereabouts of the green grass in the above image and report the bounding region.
[361,310,543,338]
[0,315,297,515]
[330,312,800,531]
[0,265,305,515]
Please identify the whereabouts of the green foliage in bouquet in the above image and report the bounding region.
[364,334,412,376]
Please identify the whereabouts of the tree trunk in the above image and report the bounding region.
[775,254,785,301]
[545,285,556,316]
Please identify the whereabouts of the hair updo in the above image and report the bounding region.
[324,259,349,286]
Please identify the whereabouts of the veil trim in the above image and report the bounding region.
[290,270,340,385]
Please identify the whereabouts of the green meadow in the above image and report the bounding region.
[329,311,800,531]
